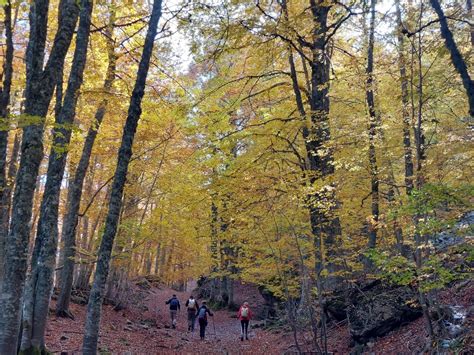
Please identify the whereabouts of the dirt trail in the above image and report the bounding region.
[145,287,287,354]
[45,284,290,354]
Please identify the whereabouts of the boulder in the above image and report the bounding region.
[257,286,279,319]
[348,280,422,344]
[431,211,473,250]
[325,292,348,322]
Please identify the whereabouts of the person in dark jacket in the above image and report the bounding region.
[165,294,181,329]
[196,301,213,340]
[185,295,199,332]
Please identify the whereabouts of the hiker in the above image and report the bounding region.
[196,301,213,340]
[185,295,199,332]
[237,301,253,341]
[165,294,181,329]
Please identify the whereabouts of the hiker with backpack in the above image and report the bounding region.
[185,295,199,332]
[165,294,181,329]
[196,301,213,340]
[237,301,253,341]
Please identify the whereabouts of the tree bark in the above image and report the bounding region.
[20,0,93,351]
[306,0,341,288]
[56,5,117,318]
[430,0,474,117]
[0,0,79,352]
[0,132,20,253]
[82,1,163,352]
[0,0,14,282]
[280,1,338,351]
[468,0,474,47]
[395,0,414,195]
[365,0,379,249]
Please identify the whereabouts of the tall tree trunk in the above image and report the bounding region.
[468,0,474,47]
[20,1,93,351]
[365,0,379,249]
[395,0,414,196]
[0,0,14,282]
[307,0,341,288]
[430,0,474,116]
[0,132,20,257]
[414,12,426,188]
[0,0,79,352]
[82,1,163,352]
[280,1,338,351]
[57,7,117,317]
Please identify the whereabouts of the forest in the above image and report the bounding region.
[0,0,472,353]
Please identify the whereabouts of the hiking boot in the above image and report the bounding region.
[240,336,243,341]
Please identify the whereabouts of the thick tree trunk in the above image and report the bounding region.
[82,1,163,352]
[281,1,338,351]
[0,0,14,282]
[307,0,341,288]
[430,0,474,116]
[0,0,79,352]
[20,1,93,351]
[395,0,414,195]
[56,9,117,317]
[365,0,379,249]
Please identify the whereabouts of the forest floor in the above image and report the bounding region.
[45,279,474,354]
[46,282,291,354]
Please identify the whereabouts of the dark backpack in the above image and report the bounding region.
[170,298,179,308]
[198,307,207,319]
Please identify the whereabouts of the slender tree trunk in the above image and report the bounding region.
[20,1,93,351]
[395,0,414,195]
[57,8,117,317]
[414,12,426,188]
[430,0,474,116]
[154,242,161,274]
[0,0,14,282]
[210,199,220,273]
[365,0,379,249]
[0,132,20,256]
[73,215,89,285]
[82,1,163,352]
[468,0,474,47]
[0,0,79,352]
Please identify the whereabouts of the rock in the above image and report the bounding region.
[70,294,88,305]
[251,321,265,329]
[60,335,69,341]
[347,280,422,344]
[325,292,348,322]
[257,286,279,319]
[431,211,473,250]
[124,325,134,331]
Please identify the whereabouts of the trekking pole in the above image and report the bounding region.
[212,316,217,338]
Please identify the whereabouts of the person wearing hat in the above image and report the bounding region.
[237,301,253,340]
